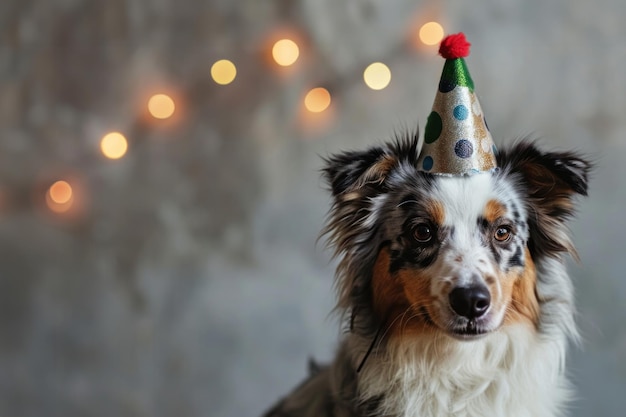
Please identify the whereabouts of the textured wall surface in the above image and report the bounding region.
[1,1,624,416]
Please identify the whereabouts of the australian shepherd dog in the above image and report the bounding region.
[263,135,590,417]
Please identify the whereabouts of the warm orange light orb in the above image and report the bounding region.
[363,62,392,90]
[211,59,237,85]
[419,22,445,46]
[148,94,176,119]
[304,88,331,113]
[47,180,73,213]
[272,39,299,66]
[49,181,72,204]
[100,132,128,159]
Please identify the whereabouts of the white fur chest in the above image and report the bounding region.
[355,325,570,417]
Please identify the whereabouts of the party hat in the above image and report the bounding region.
[416,33,497,175]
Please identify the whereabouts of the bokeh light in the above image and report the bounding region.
[419,22,445,46]
[48,181,72,204]
[211,59,237,85]
[363,62,392,90]
[304,88,331,113]
[46,180,73,213]
[100,132,128,159]
[148,94,176,119]
[272,39,300,66]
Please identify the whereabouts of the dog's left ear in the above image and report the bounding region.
[497,141,592,258]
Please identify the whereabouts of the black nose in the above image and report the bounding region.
[449,286,491,318]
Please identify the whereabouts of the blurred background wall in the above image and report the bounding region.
[0,0,624,416]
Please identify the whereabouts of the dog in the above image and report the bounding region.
[262,134,590,417]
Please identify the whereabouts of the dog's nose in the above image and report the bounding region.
[449,286,491,318]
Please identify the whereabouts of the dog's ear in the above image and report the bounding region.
[497,141,591,258]
[323,146,396,198]
[323,136,419,198]
[321,137,418,311]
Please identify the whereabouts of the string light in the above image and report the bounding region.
[148,94,176,119]
[28,24,443,219]
[363,62,392,90]
[46,180,73,213]
[211,59,237,85]
[419,22,444,46]
[304,88,331,113]
[100,132,128,159]
[272,39,299,66]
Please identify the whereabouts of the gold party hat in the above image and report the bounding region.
[417,33,497,175]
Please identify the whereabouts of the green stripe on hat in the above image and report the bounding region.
[438,58,474,93]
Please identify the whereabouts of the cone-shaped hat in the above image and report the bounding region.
[417,33,497,175]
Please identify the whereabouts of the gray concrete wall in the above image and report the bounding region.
[0,0,623,416]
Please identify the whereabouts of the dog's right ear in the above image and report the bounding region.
[322,144,404,313]
[321,136,419,312]
[322,136,419,200]
[323,146,396,198]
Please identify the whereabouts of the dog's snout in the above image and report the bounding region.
[449,285,491,319]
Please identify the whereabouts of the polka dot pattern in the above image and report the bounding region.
[422,156,434,171]
[481,137,491,152]
[472,100,481,116]
[439,79,456,93]
[417,54,496,175]
[424,111,442,144]
[454,139,473,159]
[453,105,468,120]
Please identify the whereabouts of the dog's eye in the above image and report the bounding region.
[413,223,433,243]
[494,226,512,242]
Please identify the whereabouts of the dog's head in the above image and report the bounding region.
[323,136,590,341]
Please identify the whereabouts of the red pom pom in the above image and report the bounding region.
[439,33,471,59]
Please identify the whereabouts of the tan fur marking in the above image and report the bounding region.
[354,154,397,190]
[341,191,361,202]
[371,249,408,320]
[371,249,438,338]
[484,199,507,223]
[502,248,540,327]
[427,199,445,225]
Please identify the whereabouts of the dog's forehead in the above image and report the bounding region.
[428,173,518,225]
